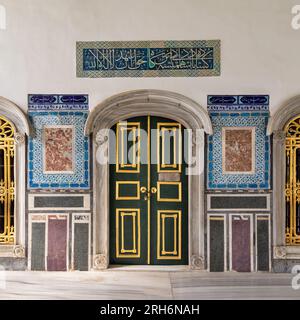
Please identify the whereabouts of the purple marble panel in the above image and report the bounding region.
[47,216,67,271]
[231,215,251,272]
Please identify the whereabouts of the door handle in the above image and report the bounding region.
[151,187,157,194]
[140,186,149,200]
[140,186,147,193]
[140,186,157,200]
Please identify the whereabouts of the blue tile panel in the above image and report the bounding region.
[28,94,88,110]
[28,94,90,189]
[76,40,220,78]
[207,95,269,111]
[207,95,270,190]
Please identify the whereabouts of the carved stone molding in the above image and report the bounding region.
[93,254,108,270]
[85,89,213,135]
[95,130,109,147]
[0,97,31,136]
[13,245,25,258]
[274,246,287,259]
[14,132,25,145]
[273,130,285,144]
[190,255,205,270]
[192,129,204,157]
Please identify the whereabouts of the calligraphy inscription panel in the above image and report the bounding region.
[76,40,220,77]
[222,127,255,174]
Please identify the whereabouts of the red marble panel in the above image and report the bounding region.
[223,128,253,173]
[44,126,73,172]
[231,215,251,272]
[47,215,67,271]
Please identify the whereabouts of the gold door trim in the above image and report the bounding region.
[147,115,151,264]
[157,210,182,260]
[116,122,140,173]
[113,117,185,264]
[116,208,140,258]
[157,181,182,202]
[157,123,182,173]
[209,216,225,221]
[116,181,140,200]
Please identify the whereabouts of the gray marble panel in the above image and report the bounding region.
[257,219,269,271]
[209,219,224,272]
[31,223,46,271]
[211,196,267,209]
[74,224,89,271]
[34,196,84,208]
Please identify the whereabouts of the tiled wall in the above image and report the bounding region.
[27,95,91,271]
[207,95,270,190]
[28,95,90,189]
[206,95,271,272]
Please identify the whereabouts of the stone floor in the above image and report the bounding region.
[0,270,299,299]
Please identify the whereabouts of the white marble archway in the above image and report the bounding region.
[267,95,300,260]
[85,90,212,269]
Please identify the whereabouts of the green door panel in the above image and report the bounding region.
[109,116,188,265]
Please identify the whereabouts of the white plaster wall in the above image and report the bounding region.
[0,0,299,114]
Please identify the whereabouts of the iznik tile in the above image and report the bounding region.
[28,94,88,110]
[28,94,89,189]
[207,95,270,190]
[76,40,221,78]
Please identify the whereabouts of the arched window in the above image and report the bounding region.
[0,5,6,30]
[0,117,15,243]
[285,116,300,245]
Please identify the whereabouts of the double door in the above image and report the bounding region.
[109,116,188,265]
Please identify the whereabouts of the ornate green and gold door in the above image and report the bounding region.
[109,116,188,265]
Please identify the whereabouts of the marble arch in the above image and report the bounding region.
[268,95,300,260]
[85,89,213,269]
[0,97,31,259]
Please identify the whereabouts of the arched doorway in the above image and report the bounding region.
[268,95,300,262]
[0,97,30,259]
[284,116,300,246]
[85,90,212,270]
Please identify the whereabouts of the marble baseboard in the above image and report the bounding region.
[272,259,300,273]
[0,258,27,271]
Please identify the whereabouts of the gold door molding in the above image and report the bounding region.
[116,208,141,258]
[157,210,182,260]
[116,122,140,173]
[157,123,182,173]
